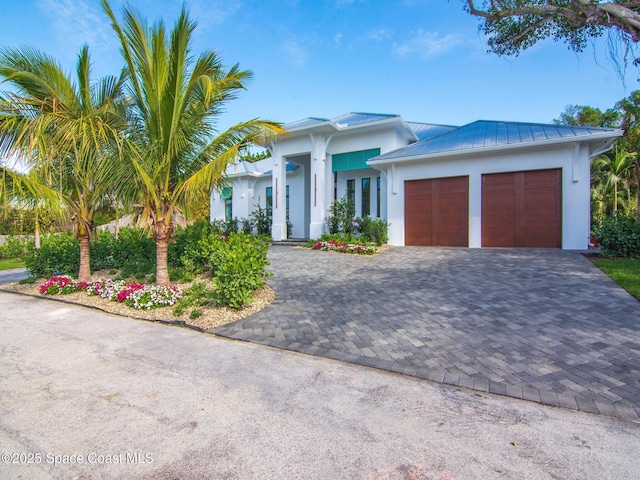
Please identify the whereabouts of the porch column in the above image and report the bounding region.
[309,133,333,239]
[271,146,287,240]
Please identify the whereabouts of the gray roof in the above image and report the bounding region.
[370,120,622,162]
[224,157,298,177]
[286,117,329,130]
[406,122,458,141]
[285,112,401,131]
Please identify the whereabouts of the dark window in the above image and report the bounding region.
[347,179,355,216]
[224,195,232,221]
[362,178,370,216]
[286,185,290,220]
[266,187,272,219]
[266,185,289,219]
[377,177,381,217]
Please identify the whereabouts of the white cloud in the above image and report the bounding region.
[365,28,392,42]
[334,32,343,47]
[189,0,242,29]
[279,38,309,67]
[37,0,113,56]
[394,29,465,59]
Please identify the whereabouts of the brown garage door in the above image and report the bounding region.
[482,169,561,248]
[405,176,468,246]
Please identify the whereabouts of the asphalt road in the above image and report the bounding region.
[1,291,639,479]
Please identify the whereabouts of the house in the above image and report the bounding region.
[210,112,622,249]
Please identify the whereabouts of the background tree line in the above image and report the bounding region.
[554,91,640,221]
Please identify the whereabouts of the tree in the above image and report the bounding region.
[466,1,640,67]
[592,149,637,213]
[554,104,621,127]
[0,46,127,281]
[100,0,285,285]
[616,91,640,218]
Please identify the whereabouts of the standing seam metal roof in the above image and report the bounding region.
[370,120,622,161]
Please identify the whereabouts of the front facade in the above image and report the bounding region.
[211,113,621,250]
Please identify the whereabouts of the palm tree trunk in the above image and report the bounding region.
[78,234,91,282]
[155,239,170,285]
[153,217,173,286]
[34,204,40,249]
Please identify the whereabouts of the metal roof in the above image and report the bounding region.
[331,112,399,128]
[286,117,329,130]
[285,112,402,132]
[224,157,298,177]
[370,120,623,162]
[406,122,458,141]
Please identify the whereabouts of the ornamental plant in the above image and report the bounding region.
[312,240,377,255]
[39,275,88,295]
[41,275,183,310]
[126,285,182,310]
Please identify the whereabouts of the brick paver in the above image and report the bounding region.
[213,246,640,420]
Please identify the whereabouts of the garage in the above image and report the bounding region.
[405,176,468,246]
[482,169,562,248]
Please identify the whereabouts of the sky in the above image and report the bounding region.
[0,0,638,132]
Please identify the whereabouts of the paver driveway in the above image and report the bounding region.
[214,246,640,420]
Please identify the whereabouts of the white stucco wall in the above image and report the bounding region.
[335,168,385,219]
[381,143,592,250]
[210,168,306,236]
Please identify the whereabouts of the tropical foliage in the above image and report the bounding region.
[0,45,127,281]
[466,1,640,70]
[100,0,284,285]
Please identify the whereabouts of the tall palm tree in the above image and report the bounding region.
[0,45,127,281]
[101,0,285,285]
[592,150,637,214]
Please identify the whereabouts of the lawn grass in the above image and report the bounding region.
[593,258,640,301]
[0,257,25,270]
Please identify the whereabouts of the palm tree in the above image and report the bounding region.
[101,0,285,285]
[0,45,127,281]
[592,150,637,214]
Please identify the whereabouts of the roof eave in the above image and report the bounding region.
[367,130,623,166]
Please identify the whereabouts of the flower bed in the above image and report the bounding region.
[312,240,378,255]
[40,276,182,310]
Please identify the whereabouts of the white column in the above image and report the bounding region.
[468,171,482,248]
[309,135,325,238]
[271,146,287,240]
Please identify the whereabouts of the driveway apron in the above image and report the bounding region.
[214,247,640,420]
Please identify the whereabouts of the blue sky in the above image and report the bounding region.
[0,0,637,131]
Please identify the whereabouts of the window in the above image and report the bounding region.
[266,187,272,218]
[286,185,290,220]
[362,178,370,216]
[377,177,381,217]
[266,185,289,220]
[224,193,232,221]
[347,179,355,216]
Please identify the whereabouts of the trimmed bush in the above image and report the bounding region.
[594,214,640,258]
[211,232,271,308]
[25,232,80,278]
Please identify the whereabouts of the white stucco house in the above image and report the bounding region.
[210,112,622,250]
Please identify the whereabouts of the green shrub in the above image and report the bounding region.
[211,232,271,308]
[326,196,356,235]
[0,236,32,259]
[169,220,217,270]
[24,232,80,278]
[356,216,389,246]
[172,281,212,316]
[90,230,118,271]
[594,214,640,258]
[250,205,271,236]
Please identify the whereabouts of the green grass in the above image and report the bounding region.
[593,258,640,301]
[0,257,25,270]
